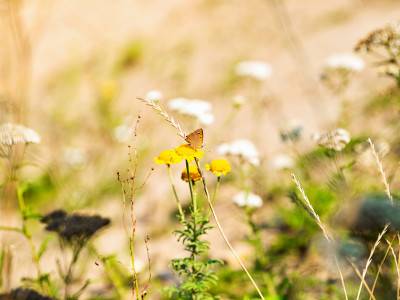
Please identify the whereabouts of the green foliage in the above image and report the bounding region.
[168,210,221,299]
[365,87,400,113]
[114,40,144,74]
[22,173,56,206]
[0,247,4,289]
[101,254,131,298]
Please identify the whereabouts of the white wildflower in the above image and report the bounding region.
[270,154,294,170]
[63,147,87,168]
[217,139,260,166]
[168,97,214,125]
[113,124,133,143]
[325,53,365,72]
[0,123,41,146]
[314,128,351,151]
[145,90,163,103]
[197,112,215,125]
[233,191,263,208]
[235,60,272,81]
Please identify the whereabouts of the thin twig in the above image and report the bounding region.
[194,158,265,300]
[141,235,152,299]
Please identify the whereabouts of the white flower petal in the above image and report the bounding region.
[0,123,41,146]
[233,191,263,208]
[325,54,365,72]
[271,154,294,170]
[235,60,272,81]
[145,90,163,103]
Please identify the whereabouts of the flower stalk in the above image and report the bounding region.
[167,165,185,221]
[194,158,265,300]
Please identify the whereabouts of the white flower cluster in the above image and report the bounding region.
[0,123,41,146]
[270,154,294,170]
[235,60,272,81]
[314,128,351,151]
[325,53,365,72]
[233,191,263,208]
[168,97,214,125]
[217,139,260,166]
[113,123,133,143]
[63,147,87,168]
[145,90,163,103]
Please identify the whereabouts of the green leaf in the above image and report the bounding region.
[38,236,52,259]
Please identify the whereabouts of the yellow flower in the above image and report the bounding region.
[99,80,118,101]
[206,158,231,177]
[154,149,183,165]
[175,144,204,162]
[181,164,202,183]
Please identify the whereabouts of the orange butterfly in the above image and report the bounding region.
[185,128,204,149]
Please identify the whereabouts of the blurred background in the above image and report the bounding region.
[1,0,400,299]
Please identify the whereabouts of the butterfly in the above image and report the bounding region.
[185,128,204,149]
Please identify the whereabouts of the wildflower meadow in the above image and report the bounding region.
[1,1,400,299]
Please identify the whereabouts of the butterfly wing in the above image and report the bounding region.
[185,128,203,149]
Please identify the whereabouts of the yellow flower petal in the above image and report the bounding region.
[154,149,183,165]
[206,158,231,177]
[175,144,204,162]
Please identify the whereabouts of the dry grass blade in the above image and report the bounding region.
[397,234,400,300]
[291,173,333,242]
[356,224,389,300]
[137,97,186,139]
[348,259,377,300]
[369,237,393,299]
[368,138,393,203]
[291,173,348,300]
[386,238,400,299]
[333,255,348,300]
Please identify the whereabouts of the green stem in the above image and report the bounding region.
[185,160,197,261]
[0,226,22,233]
[128,200,141,300]
[208,177,220,218]
[167,165,185,221]
[211,177,221,206]
[64,245,83,300]
[245,209,266,268]
[185,160,195,210]
[129,236,141,300]
[17,187,43,281]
